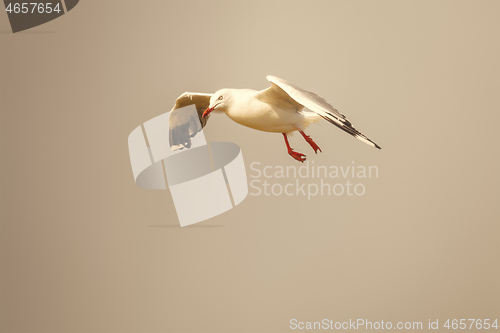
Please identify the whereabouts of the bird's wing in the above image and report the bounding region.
[169,92,212,150]
[259,75,381,149]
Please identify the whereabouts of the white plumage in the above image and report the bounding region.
[169,75,380,162]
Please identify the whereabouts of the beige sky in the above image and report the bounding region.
[1,1,499,332]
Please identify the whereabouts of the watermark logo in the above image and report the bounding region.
[4,0,79,33]
[128,107,379,226]
[249,160,379,200]
[128,106,248,227]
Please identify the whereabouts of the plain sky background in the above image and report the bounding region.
[1,1,499,332]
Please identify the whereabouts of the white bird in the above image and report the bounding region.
[169,75,381,162]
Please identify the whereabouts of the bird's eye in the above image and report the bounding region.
[218,95,223,101]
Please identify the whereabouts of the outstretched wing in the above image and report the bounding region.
[262,75,381,149]
[169,92,212,150]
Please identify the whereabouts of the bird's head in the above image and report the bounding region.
[202,89,232,119]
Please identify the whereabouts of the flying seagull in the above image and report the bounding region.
[169,75,381,162]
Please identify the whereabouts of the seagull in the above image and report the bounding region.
[169,75,381,162]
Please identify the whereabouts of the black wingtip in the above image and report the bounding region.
[375,144,381,150]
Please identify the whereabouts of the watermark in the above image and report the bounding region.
[289,318,499,331]
[290,318,423,330]
[249,161,379,200]
[4,0,80,33]
[128,106,248,227]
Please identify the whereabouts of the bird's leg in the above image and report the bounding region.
[299,131,322,154]
[282,133,306,162]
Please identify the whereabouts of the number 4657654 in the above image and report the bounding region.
[444,319,498,330]
[5,2,61,14]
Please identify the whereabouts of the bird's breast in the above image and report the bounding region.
[225,99,303,133]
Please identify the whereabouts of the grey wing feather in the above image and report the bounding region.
[169,92,212,150]
[265,75,381,149]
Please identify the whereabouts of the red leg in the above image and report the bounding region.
[299,131,322,154]
[282,133,306,162]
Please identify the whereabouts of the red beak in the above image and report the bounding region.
[202,107,213,119]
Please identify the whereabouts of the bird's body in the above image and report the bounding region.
[169,75,380,162]
[220,88,320,133]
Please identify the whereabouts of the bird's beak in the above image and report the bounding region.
[202,102,220,119]
[202,106,214,119]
